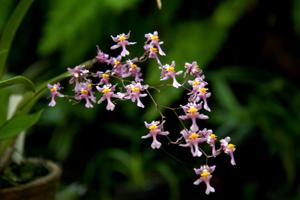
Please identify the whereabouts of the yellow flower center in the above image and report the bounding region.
[87,83,93,89]
[200,169,210,178]
[209,134,217,141]
[192,80,200,87]
[149,124,158,131]
[130,63,137,69]
[118,35,126,42]
[199,87,208,94]
[50,86,57,93]
[150,47,158,53]
[102,73,109,79]
[102,87,111,94]
[187,106,198,113]
[80,89,88,96]
[228,143,235,150]
[131,86,140,93]
[150,35,159,41]
[188,132,199,140]
[166,66,175,73]
[114,60,121,66]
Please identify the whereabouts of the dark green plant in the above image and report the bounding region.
[0,0,96,178]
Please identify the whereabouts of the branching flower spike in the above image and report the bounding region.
[48,31,237,195]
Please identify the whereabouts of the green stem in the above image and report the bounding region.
[15,58,97,116]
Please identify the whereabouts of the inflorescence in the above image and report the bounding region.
[48,31,236,195]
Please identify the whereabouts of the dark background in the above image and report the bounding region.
[1,0,300,199]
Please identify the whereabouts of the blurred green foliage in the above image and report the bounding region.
[0,0,16,33]
[293,0,300,35]
[38,0,141,65]
[1,0,300,199]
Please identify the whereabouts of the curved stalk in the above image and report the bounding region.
[0,58,97,173]
[15,58,97,116]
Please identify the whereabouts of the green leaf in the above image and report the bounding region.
[159,0,181,23]
[167,21,228,68]
[38,0,140,65]
[0,89,9,126]
[104,149,132,171]
[0,110,43,140]
[104,121,142,143]
[0,0,34,78]
[15,71,70,116]
[38,0,103,57]
[49,124,78,161]
[0,76,35,92]
[56,183,86,200]
[273,130,296,185]
[0,0,15,32]
[292,0,300,34]
[211,76,242,113]
[0,49,8,56]
[211,0,252,28]
[155,163,180,200]
[104,0,139,12]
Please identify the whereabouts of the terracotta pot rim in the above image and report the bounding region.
[0,158,62,193]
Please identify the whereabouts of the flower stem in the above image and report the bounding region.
[16,58,97,116]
